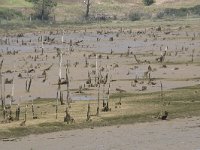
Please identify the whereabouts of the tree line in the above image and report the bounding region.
[25,0,154,21]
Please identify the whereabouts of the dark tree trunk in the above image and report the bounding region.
[85,0,90,18]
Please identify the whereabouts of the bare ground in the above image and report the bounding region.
[0,117,200,150]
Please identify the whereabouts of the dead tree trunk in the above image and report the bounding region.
[66,62,70,106]
[60,91,64,105]
[24,105,27,122]
[58,49,64,105]
[15,104,20,121]
[20,105,27,126]
[1,77,6,109]
[156,51,166,63]
[96,77,100,116]
[26,78,32,92]
[11,63,16,105]
[41,35,44,55]
[86,71,91,85]
[31,103,34,118]
[3,107,6,119]
[134,55,141,64]
[95,54,98,86]
[0,60,4,108]
[64,107,74,123]
[102,84,106,108]
[56,91,58,119]
[86,103,91,121]
[157,82,168,120]
[85,56,89,67]
[191,49,195,63]
[31,99,37,119]
[84,0,91,18]
[0,74,3,108]
[102,83,111,112]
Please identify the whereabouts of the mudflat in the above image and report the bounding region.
[1,117,200,150]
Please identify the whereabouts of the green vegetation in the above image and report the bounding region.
[25,0,57,20]
[128,12,142,21]
[0,0,200,141]
[0,0,32,7]
[0,8,23,20]
[143,0,154,6]
[1,85,200,139]
[0,0,199,25]
[155,5,200,19]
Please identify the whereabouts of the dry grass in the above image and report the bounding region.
[1,0,199,22]
[1,85,200,139]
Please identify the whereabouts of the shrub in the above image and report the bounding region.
[0,8,23,20]
[190,5,200,15]
[153,5,200,19]
[129,12,141,21]
[143,0,154,6]
[154,11,165,19]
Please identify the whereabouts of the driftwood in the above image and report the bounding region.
[28,69,35,73]
[116,88,126,93]
[133,55,141,64]
[43,64,53,71]
[74,40,83,46]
